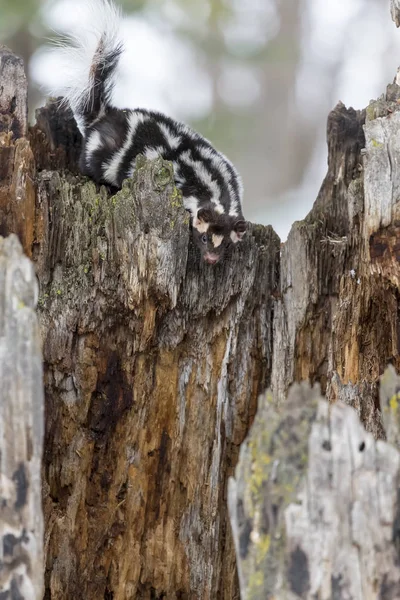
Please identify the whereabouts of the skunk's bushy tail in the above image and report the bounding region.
[48,0,123,135]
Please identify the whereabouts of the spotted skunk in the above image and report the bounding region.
[48,0,246,264]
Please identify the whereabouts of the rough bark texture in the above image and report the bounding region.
[0,234,44,599]
[36,156,278,600]
[1,47,280,599]
[271,83,400,438]
[228,370,400,600]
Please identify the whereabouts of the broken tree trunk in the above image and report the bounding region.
[270,1,400,422]
[271,85,400,438]
[35,157,279,600]
[228,367,400,600]
[0,234,44,599]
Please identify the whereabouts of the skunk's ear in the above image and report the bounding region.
[193,207,213,232]
[197,207,213,223]
[230,220,246,243]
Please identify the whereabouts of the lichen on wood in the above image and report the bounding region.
[229,371,400,600]
[380,365,400,448]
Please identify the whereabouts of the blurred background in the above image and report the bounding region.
[0,0,399,239]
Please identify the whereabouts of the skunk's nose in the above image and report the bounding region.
[204,252,219,264]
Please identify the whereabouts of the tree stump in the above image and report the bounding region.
[271,85,400,440]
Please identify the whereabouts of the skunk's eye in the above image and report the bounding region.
[201,234,207,244]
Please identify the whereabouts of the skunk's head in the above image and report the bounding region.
[191,204,246,264]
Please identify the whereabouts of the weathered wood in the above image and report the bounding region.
[230,9,400,592]
[0,46,27,139]
[228,371,400,600]
[270,80,400,439]
[271,102,366,405]
[35,153,279,599]
[379,365,400,448]
[30,100,82,175]
[0,234,44,599]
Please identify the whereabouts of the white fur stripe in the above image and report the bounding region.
[144,146,165,160]
[183,195,199,216]
[228,197,240,217]
[172,161,185,185]
[212,234,223,248]
[180,150,224,213]
[103,111,147,185]
[85,130,103,165]
[197,145,241,216]
[230,230,241,244]
[158,123,182,149]
[193,219,209,233]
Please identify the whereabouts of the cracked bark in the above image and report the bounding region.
[0,47,44,600]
